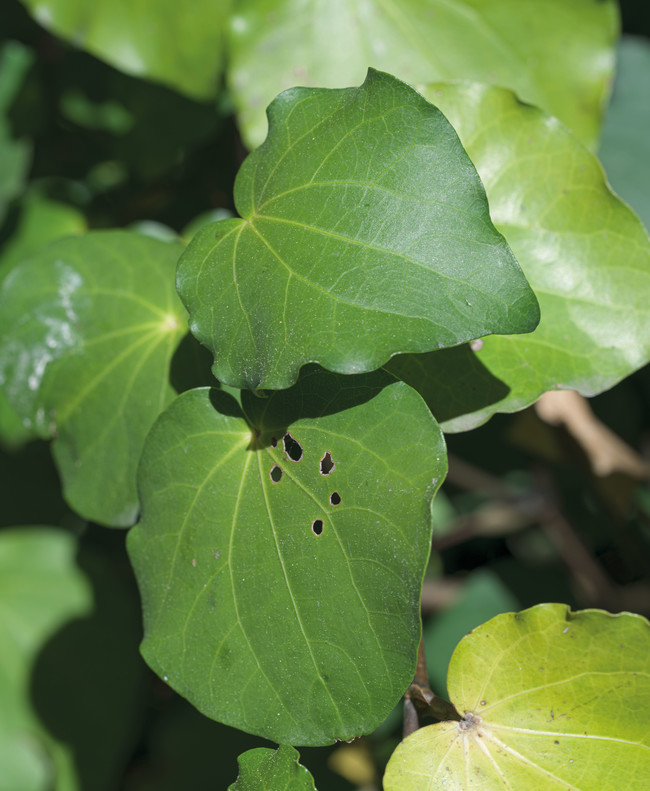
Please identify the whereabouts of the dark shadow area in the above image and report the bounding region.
[0,438,70,528]
[241,363,397,450]
[169,332,216,393]
[385,344,510,425]
[30,525,148,791]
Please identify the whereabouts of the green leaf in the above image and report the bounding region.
[228,745,316,791]
[0,231,187,526]
[228,0,618,149]
[178,69,539,392]
[384,603,650,790]
[20,0,232,101]
[128,367,446,745]
[599,36,650,232]
[0,41,34,223]
[30,533,148,791]
[0,527,91,791]
[0,194,86,448]
[391,83,650,431]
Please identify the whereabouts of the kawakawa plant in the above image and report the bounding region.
[1,1,650,789]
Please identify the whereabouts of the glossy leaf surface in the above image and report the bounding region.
[0,528,90,791]
[0,231,186,526]
[390,83,650,431]
[228,745,316,790]
[178,69,538,392]
[21,0,231,100]
[0,193,86,448]
[599,36,650,231]
[128,367,446,744]
[229,0,617,148]
[384,603,650,790]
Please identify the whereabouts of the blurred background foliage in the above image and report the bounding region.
[0,0,649,788]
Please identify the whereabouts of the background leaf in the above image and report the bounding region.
[599,35,650,232]
[0,527,90,791]
[228,745,316,791]
[0,231,186,526]
[0,40,33,223]
[384,603,650,790]
[19,0,232,101]
[128,367,446,745]
[178,69,538,392]
[0,192,86,448]
[390,83,650,431]
[228,0,618,149]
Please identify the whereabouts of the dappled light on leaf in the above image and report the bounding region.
[407,83,650,431]
[0,231,187,526]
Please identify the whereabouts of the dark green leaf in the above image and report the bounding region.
[228,0,618,149]
[396,83,650,431]
[178,69,539,392]
[228,745,316,791]
[128,367,446,744]
[0,231,187,526]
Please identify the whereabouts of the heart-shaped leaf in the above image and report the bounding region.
[178,69,539,393]
[388,83,650,431]
[128,367,446,745]
[384,603,650,790]
[228,0,618,149]
[20,0,231,101]
[0,231,187,526]
[228,745,316,791]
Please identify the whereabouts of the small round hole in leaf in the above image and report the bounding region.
[330,491,341,506]
[270,465,283,483]
[320,451,335,475]
[283,432,303,462]
[270,436,278,448]
[312,519,323,536]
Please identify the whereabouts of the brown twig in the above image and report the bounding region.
[403,639,460,738]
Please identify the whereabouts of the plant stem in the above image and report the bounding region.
[403,639,460,738]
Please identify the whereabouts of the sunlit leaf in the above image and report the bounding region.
[384,603,650,790]
[229,0,618,149]
[128,367,446,744]
[20,0,232,100]
[390,83,650,431]
[228,745,316,791]
[178,69,539,392]
[0,231,186,526]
